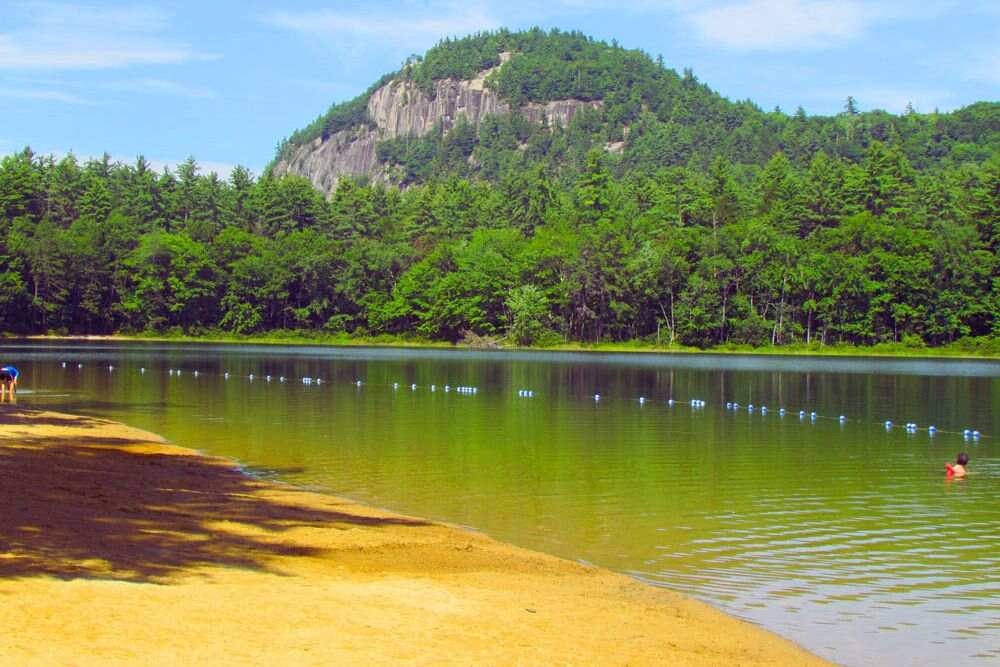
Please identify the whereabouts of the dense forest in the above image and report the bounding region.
[1,29,998,349]
[0,143,996,347]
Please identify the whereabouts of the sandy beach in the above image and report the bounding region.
[0,406,828,665]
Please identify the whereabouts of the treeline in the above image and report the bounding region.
[0,145,996,348]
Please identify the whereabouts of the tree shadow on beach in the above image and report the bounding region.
[0,409,106,429]
[0,416,430,584]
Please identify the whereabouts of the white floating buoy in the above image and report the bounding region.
[224,372,230,379]
[411,384,417,390]
[393,382,399,390]
[839,415,847,423]
[885,420,893,428]
[761,406,768,414]
[279,376,286,383]
[430,385,436,392]
[779,408,786,416]
[639,397,646,405]
[355,380,362,387]
[444,385,450,392]
[594,394,601,401]
[928,426,936,435]
[733,402,739,408]
[316,378,322,385]
[972,430,981,439]
[108,365,114,372]
[140,367,145,374]
[248,373,254,381]
[78,363,83,368]
[810,412,817,419]
[61,362,66,368]
[667,399,675,406]
[265,375,271,382]
[302,377,311,384]
[193,370,199,377]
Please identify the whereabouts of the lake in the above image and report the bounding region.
[5,341,999,666]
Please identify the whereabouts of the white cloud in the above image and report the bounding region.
[44,151,246,180]
[267,2,500,51]
[688,0,875,50]
[105,78,216,99]
[964,47,1000,85]
[141,158,243,180]
[0,85,93,104]
[0,3,211,70]
[808,86,957,114]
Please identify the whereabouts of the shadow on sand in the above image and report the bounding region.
[0,410,429,584]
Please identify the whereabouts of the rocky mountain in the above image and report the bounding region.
[272,51,606,193]
[271,28,1000,194]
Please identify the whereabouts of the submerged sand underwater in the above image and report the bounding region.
[0,406,825,665]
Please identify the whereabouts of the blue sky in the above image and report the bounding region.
[1,1,997,177]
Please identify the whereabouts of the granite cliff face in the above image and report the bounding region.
[273,62,603,193]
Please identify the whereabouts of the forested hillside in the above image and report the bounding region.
[0,29,997,349]
[276,29,999,186]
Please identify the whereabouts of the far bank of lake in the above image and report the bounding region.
[14,331,1000,360]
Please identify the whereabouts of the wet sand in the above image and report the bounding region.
[0,406,829,665]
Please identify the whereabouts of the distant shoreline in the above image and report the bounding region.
[8,332,1000,361]
[0,406,828,665]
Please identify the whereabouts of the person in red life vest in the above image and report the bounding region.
[945,452,969,479]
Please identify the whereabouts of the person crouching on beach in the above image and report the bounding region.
[0,365,17,401]
[945,453,969,479]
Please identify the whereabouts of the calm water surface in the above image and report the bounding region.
[5,341,999,666]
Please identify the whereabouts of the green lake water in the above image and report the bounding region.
[5,341,999,666]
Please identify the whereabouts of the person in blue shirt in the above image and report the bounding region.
[0,365,19,401]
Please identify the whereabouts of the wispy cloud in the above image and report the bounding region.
[0,85,93,104]
[142,157,242,180]
[267,2,500,51]
[964,47,1000,85]
[105,78,216,99]
[687,0,875,51]
[808,85,957,114]
[43,150,245,179]
[0,3,211,70]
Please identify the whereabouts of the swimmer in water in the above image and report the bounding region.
[945,452,969,479]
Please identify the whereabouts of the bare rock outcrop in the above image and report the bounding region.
[273,60,603,194]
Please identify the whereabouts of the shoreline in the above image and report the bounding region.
[0,406,829,665]
[10,332,1000,360]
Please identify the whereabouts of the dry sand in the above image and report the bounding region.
[0,406,830,665]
